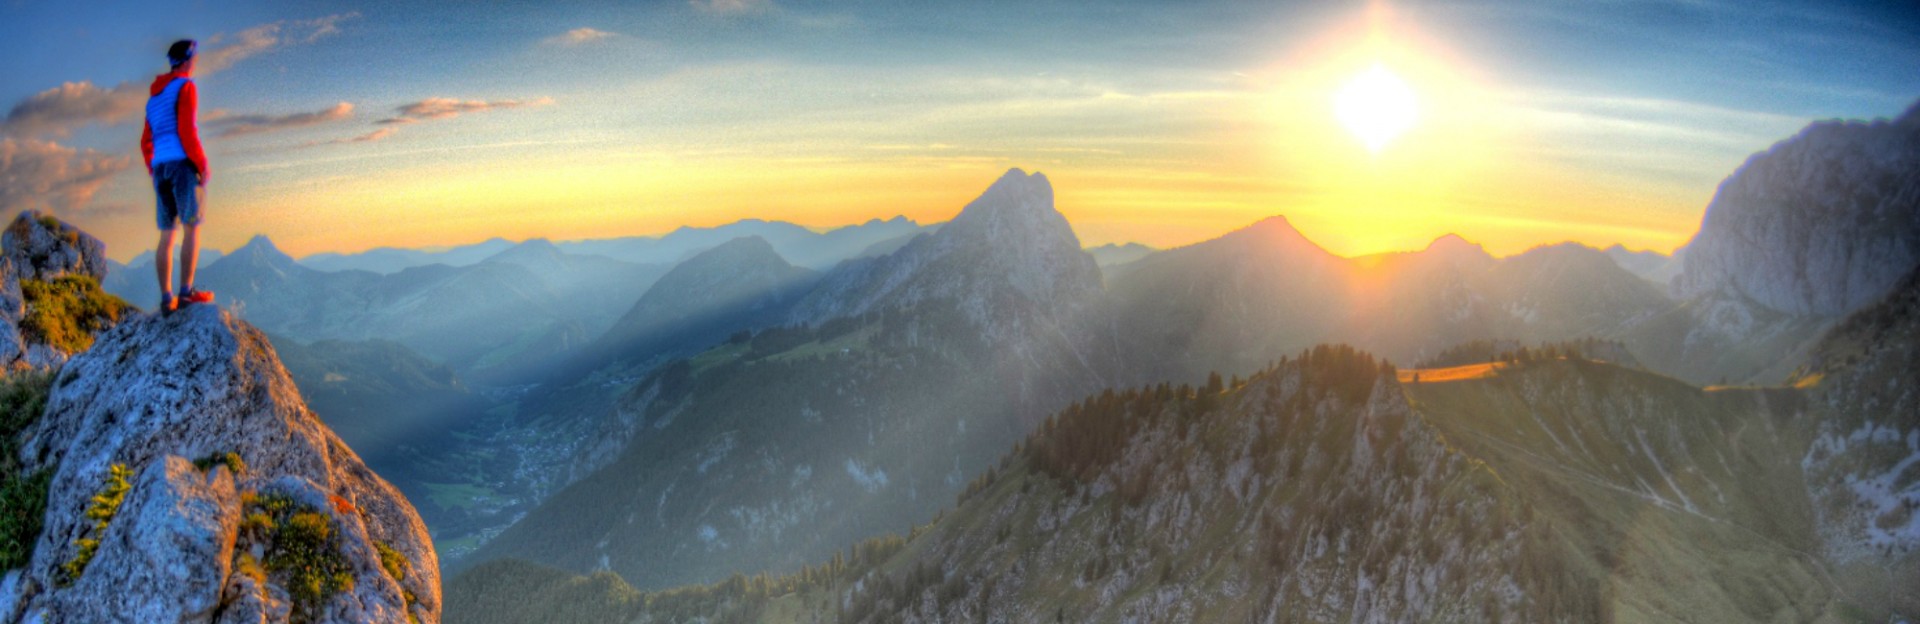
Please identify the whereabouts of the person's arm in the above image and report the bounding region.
[177,80,209,185]
[140,121,154,175]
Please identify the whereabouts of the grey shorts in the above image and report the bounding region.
[152,160,201,230]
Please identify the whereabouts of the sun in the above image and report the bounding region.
[1334,64,1418,153]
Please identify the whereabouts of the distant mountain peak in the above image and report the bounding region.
[1422,233,1493,263]
[237,234,281,254]
[1425,233,1478,252]
[947,168,1054,227]
[703,234,781,258]
[789,167,1099,328]
[1214,215,1331,258]
[483,238,568,266]
[229,235,297,266]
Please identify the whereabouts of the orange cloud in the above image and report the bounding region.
[0,138,135,216]
[0,81,145,138]
[379,97,557,124]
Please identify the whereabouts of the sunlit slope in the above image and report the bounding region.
[1405,360,1844,621]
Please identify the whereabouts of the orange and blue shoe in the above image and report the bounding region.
[179,288,215,306]
[160,291,178,313]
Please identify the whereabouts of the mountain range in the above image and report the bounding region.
[66,97,1920,622]
[429,101,1920,624]
[298,216,927,275]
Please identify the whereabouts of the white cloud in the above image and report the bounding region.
[545,27,617,46]
[691,0,774,17]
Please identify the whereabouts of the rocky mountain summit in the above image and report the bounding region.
[790,168,1102,341]
[0,304,439,623]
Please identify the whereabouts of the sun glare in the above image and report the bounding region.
[1334,64,1418,153]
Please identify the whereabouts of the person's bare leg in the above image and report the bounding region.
[156,229,176,309]
[179,224,200,294]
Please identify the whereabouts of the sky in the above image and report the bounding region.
[3,0,1918,262]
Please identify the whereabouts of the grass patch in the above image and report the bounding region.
[58,463,133,586]
[0,469,50,570]
[0,370,55,571]
[238,491,356,623]
[20,275,130,354]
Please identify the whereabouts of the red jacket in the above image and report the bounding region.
[139,70,209,182]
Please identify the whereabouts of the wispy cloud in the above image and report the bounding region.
[307,97,554,146]
[545,27,617,46]
[0,138,135,216]
[378,97,556,124]
[197,12,360,74]
[691,0,774,17]
[0,12,359,139]
[303,127,397,147]
[214,102,355,137]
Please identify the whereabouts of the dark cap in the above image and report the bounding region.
[167,39,197,67]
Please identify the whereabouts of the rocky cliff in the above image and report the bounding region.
[1671,102,1920,320]
[1,304,439,623]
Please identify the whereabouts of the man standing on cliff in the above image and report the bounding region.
[141,39,215,313]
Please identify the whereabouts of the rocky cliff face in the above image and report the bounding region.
[1672,103,1920,319]
[1,305,439,624]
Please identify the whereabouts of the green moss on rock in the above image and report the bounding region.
[20,276,130,354]
[238,491,357,623]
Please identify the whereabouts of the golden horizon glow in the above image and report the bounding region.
[64,2,1770,265]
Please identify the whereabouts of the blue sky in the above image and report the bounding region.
[4,0,1917,260]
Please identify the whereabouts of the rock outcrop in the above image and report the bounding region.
[2,304,439,624]
[0,210,121,370]
[2,212,109,285]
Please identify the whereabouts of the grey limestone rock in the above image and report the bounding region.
[6,305,439,624]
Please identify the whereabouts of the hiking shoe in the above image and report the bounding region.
[160,291,178,313]
[180,288,215,306]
